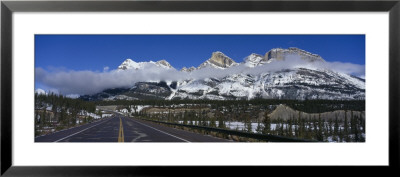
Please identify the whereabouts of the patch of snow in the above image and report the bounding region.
[102,114,113,118]
[66,94,80,99]
[35,88,47,95]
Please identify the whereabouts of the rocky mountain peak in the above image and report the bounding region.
[156,60,173,69]
[265,47,325,63]
[118,59,140,70]
[198,51,238,69]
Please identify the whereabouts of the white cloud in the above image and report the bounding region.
[103,66,109,72]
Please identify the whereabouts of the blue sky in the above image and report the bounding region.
[35,34,365,71]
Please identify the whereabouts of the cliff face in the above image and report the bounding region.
[265,47,325,62]
[198,51,238,69]
[209,51,237,68]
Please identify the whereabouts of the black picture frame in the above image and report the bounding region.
[1,0,399,176]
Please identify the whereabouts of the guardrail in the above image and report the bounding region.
[140,118,318,142]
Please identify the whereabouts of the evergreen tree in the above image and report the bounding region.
[262,112,271,134]
[275,121,281,136]
[246,119,252,133]
[256,121,263,134]
[298,117,304,139]
[288,118,293,137]
[59,108,66,126]
[333,116,339,141]
[351,112,359,142]
[297,111,302,138]
[198,116,202,126]
[42,108,47,127]
[328,118,333,137]
[324,123,329,141]
[218,113,225,129]
[312,116,318,139]
[316,113,323,141]
[280,121,284,136]
[338,128,343,142]
[294,123,299,138]
[210,117,217,128]
[202,116,208,127]
[344,110,350,142]
[183,115,188,125]
[360,113,365,134]
[189,116,193,125]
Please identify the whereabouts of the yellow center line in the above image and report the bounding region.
[118,118,124,142]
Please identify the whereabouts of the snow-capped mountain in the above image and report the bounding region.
[172,68,364,100]
[117,59,174,70]
[117,59,141,70]
[198,51,238,69]
[155,60,173,69]
[243,47,324,67]
[244,53,270,67]
[81,48,365,101]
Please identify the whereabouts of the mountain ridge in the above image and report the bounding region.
[116,47,327,72]
[76,47,365,101]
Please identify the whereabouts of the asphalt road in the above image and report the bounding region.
[35,116,231,142]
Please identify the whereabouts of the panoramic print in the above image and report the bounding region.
[34,35,365,142]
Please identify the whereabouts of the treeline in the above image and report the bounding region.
[139,109,227,128]
[263,111,365,142]
[94,99,365,113]
[285,99,365,113]
[35,93,97,136]
[139,109,365,142]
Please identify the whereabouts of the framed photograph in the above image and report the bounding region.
[1,0,399,176]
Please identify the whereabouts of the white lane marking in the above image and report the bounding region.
[54,118,111,142]
[130,119,191,143]
[131,131,148,142]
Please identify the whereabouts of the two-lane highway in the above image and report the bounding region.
[35,116,231,142]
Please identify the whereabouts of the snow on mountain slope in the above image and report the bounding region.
[171,67,365,100]
[118,59,142,70]
[244,53,270,67]
[180,66,196,72]
[81,48,365,101]
[155,60,174,69]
